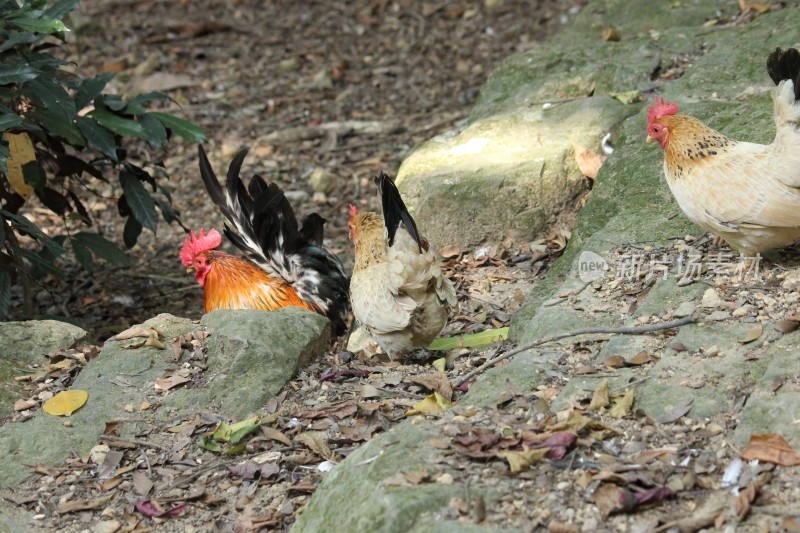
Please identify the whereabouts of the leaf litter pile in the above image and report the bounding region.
[6,0,800,531]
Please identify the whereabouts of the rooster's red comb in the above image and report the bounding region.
[349,204,359,217]
[648,97,679,124]
[180,228,222,266]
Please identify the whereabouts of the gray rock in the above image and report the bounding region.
[0,308,330,489]
[673,301,696,318]
[165,308,330,419]
[0,320,89,418]
[396,96,637,249]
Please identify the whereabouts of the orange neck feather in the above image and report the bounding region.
[202,253,316,314]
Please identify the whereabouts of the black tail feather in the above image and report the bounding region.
[198,145,229,215]
[300,213,326,245]
[767,47,800,100]
[375,171,425,253]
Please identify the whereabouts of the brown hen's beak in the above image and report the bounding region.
[186,267,194,273]
[645,136,655,144]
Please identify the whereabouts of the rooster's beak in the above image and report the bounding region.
[186,267,194,273]
[645,136,655,144]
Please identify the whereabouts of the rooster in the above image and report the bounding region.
[180,146,350,335]
[646,47,800,255]
[348,172,457,360]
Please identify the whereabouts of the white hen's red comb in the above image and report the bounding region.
[180,228,222,266]
[349,204,359,217]
[648,97,679,124]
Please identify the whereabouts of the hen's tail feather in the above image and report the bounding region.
[196,146,351,335]
[767,47,800,101]
[375,172,425,253]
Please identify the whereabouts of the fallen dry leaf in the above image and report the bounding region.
[609,388,634,419]
[295,431,333,460]
[589,379,609,411]
[739,322,763,343]
[652,397,693,425]
[155,370,191,391]
[58,494,114,514]
[407,373,453,402]
[573,143,606,180]
[496,448,548,473]
[741,434,800,466]
[774,319,800,334]
[406,392,453,416]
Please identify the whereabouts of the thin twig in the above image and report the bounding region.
[454,315,695,387]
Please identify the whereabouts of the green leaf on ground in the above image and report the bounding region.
[427,327,509,351]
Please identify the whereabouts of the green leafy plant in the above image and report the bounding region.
[0,0,205,318]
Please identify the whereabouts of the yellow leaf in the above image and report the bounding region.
[431,357,447,372]
[3,132,36,199]
[497,448,549,473]
[609,388,634,419]
[406,392,453,416]
[43,390,89,416]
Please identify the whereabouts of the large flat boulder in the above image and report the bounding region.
[0,308,329,490]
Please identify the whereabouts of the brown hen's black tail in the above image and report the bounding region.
[375,172,425,253]
[767,47,800,100]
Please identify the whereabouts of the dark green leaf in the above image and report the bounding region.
[0,266,10,319]
[23,77,76,118]
[22,159,46,190]
[102,94,127,112]
[2,210,64,256]
[0,58,38,84]
[9,12,69,34]
[119,170,158,231]
[0,145,8,174]
[88,107,146,139]
[154,196,180,225]
[117,194,130,217]
[75,72,114,110]
[44,0,79,20]
[0,31,37,53]
[150,112,206,143]
[71,235,93,272]
[71,231,129,267]
[36,186,68,215]
[75,116,117,161]
[26,108,84,145]
[25,52,68,73]
[0,212,5,248]
[0,109,24,131]
[138,113,167,148]
[21,248,61,279]
[66,189,91,225]
[122,215,142,248]
[123,163,156,191]
[126,91,173,108]
[197,435,221,453]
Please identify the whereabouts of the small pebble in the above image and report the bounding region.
[701,288,722,308]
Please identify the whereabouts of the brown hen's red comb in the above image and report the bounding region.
[648,97,679,124]
[180,228,222,266]
[349,204,358,217]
